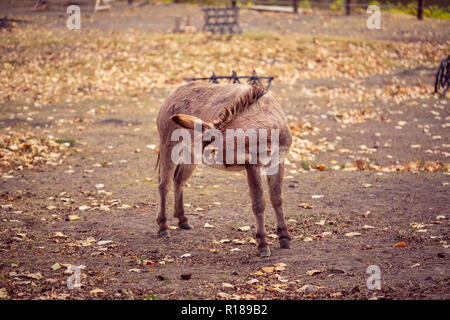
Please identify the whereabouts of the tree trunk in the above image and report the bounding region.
[417,0,424,20]
[346,0,352,16]
[293,0,298,13]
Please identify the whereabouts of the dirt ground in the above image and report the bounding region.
[0,2,449,300]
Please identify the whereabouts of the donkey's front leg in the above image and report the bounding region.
[174,164,196,229]
[246,165,270,257]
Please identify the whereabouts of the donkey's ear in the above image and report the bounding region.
[170,114,213,131]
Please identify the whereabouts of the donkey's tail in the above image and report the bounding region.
[154,152,160,172]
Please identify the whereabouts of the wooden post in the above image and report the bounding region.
[417,0,424,20]
[293,0,298,13]
[173,16,182,33]
[346,0,352,16]
[94,0,111,13]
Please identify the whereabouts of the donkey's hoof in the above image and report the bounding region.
[280,238,291,249]
[158,230,170,238]
[178,221,193,230]
[259,247,271,258]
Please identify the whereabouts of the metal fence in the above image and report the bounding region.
[236,0,449,19]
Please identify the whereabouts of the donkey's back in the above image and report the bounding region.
[157,82,291,143]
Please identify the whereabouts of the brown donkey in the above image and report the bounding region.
[156,82,292,257]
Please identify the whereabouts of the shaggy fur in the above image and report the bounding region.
[155,82,292,257]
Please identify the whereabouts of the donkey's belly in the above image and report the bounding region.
[204,163,246,172]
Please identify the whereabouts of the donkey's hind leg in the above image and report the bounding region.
[267,162,291,249]
[157,147,176,237]
[174,164,197,229]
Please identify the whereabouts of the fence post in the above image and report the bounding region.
[346,0,352,16]
[417,0,424,20]
[293,0,298,13]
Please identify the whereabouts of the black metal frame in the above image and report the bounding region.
[0,16,13,29]
[202,7,242,35]
[435,55,449,98]
[185,70,274,90]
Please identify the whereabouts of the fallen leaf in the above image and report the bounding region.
[51,263,61,271]
[299,203,313,209]
[0,288,10,299]
[24,272,43,280]
[345,232,362,237]
[90,288,105,296]
[97,240,113,246]
[261,267,275,273]
[394,241,407,248]
[217,292,232,299]
[315,219,326,226]
[54,232,67,238]
[329,292,343,298]
[222,282,234,289]
[274,263,287,271]
[306,269,322,276]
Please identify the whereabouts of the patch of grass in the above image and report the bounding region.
[243,33,280,41]
[144,293,161,300]
[369,1,450,20]
[329,0,345,11]
[41,40,64,46]
[156,275,171,285]
[301,160,312,171]
[183,291,197,300]
[299,0,312,9]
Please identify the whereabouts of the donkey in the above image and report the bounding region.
[155,82,292,257]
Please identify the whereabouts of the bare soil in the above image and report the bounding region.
[0,3,449,300]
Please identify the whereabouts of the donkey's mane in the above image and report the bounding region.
[213,85,266,129]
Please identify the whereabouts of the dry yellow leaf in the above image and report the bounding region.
[261,267,275,273]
